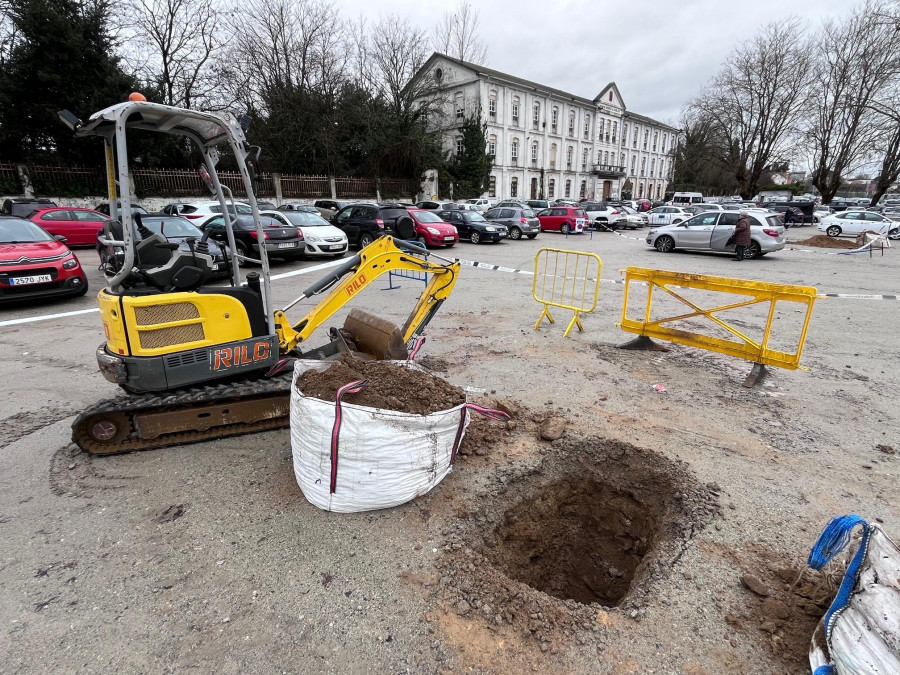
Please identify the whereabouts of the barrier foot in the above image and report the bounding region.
[616,335,670,352]
[534,306,555,330]
[562,313,584,338]
[743,362,768,388]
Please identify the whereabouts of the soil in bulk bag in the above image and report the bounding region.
[808,514,900,674]
[289,358,507,513]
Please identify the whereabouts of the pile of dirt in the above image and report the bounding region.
[793,235,857,249]
[295,355,465,415]
[436,436,719,645]
[725,541,843,672]
[417,355,451,372]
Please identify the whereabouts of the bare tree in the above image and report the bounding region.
[367,15,431,115]
[805,1,900,204]
[127,0,221,109]
[431,1,487,63]
[688,19,812,199]
[0,0,18,67]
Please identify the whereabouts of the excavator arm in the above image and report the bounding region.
[273,236,459,356]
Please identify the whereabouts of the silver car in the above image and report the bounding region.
[646,211,786,258]
[483,206,541,240]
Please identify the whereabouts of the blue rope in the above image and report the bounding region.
[813,667,835,675]
[807,514,872,645]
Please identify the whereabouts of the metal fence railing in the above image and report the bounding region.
[0,162,21,194]
[29,165,106,197]
[280,174,330,198]
[335,177,376,198]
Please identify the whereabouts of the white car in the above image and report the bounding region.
[813,206,833,223]
[262,210,349,257]
[465,199,492,209]
[162,200,252,226]
[646,206,693,226]
[582,201,629,229]
[619,205,649,228]
[818,210,900,240]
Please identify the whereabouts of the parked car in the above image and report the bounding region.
[647,211,785,258]
[94,200,149,218]
[464,198,492,209]
[764,204,805,227]
[201,214,305,261]
[813,205,834,222]
[619,205,649,228]
[818,211,900,239]
[483,206,540,240]
[495,200,530,209]
[1,198,57,218]
[262,210,348,257]
[536,206,587,234]
[415,200,443,210]
[27,207,110,245]
[312,199,353,219]
[526,200,550,210]
[582,202,629,229]
[277,203,320,214]
[161,200,252,225]
[330,203,415,249]
[96,215,229,277]
[882,208,900,222]
[0,215,88,302]
[647,206,693,227]
[406,209,458,247]
[825,201,855,212]
[762,201,814,224]
[438,209,507,243]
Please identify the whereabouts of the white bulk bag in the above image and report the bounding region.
[289,359,505,513]
[808,515,900,675]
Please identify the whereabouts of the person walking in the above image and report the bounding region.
[733,211,752,261]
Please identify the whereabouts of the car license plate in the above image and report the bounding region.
[10,274,52,285]
[211,264,219,270]
[444,236,455,241]
[327,245,343,250]
[277,242,295,249]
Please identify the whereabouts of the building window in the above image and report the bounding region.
[631,155,636,172]
[643,130,648,150]
[512,98,520,126]
[579,180,587,199]
[582,148,588,171]
[489,97,496,118]
[609,91,613,102]
[660,159,665,176]
[633,128,638,148]
[511,138,519,165]
[584,115,590,139]
[566,146,573,170]
[549,143,557,170]
[564,179,571,198]
[531,142,538,165]
[639,182,644,198]
[456,138,463,155]
[533,103,540,130]
[568,112,575,137]
[620,152,625,167]
[548,178,555,198]
[455,94,464,120]
[622,124,627,146]
[489,175,496,197]
[656,184,662,200]
[604,151,609,165]
[653,132,658,151]
[612,122,617,144]
[651,158,656,177]
[605,120,611,142]
[662,133,667,152]
[551,107,558,133]
[511,177,518,198]
[488,135,496,161]
[641,157,646,176]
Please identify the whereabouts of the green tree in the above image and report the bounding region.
[0,0,138,164]
[443,113,491,199]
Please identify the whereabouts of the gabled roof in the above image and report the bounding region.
[413,53,596,107]
[594,82,624,106]
[623,110,679,133]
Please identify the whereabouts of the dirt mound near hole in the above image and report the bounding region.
[436,436,719,643]
[491,476,661,607]
[295,355,465,415]
[793,235,856,249]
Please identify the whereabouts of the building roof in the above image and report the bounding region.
[593,82,624,105]
[413,53,678,132]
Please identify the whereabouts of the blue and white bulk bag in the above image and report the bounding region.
[808,515,900,674]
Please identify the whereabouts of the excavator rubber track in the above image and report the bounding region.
[72,370,296,455]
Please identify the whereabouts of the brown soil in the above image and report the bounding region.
[295,355,465,415]
[793,235,857,249]
[436,435,719,644]
[417,355,452,372]
[709,540,843,672]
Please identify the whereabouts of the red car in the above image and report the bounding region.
[536,206,588,234]
[28,207,110,246]
[0,216,88,303]
[407,208,458,247]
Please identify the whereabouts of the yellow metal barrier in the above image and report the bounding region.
[618,267,818,385]
[532,248,602,337]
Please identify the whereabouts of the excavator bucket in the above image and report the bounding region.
[343,308,409,360]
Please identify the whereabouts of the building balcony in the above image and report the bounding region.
[592,164,627,178]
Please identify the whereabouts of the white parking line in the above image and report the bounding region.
[0,307,100,328]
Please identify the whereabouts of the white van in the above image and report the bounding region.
[671,192,704,206]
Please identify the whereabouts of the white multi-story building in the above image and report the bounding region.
[411,53,678,202]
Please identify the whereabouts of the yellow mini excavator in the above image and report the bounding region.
[60,98,459,454]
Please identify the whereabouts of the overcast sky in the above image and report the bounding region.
[342,0,855,125]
